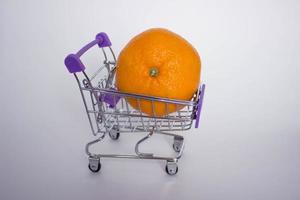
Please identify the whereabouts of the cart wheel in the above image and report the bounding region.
[109,131,120,140]
[109,126,120,140]
[89,163,101,173]
[88,157,101,173]
[165,162,178,175]
[173,136,184,153]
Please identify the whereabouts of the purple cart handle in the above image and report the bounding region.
[64,32,112,73]
[195,84,206,128]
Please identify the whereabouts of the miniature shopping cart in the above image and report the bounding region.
[64,32,205,175]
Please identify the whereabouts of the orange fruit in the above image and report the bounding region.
[115,28,201,116]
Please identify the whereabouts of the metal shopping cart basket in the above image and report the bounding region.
[64,32,205,175]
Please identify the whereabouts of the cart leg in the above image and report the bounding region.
[135,130,154,157]
[85,133,106,157]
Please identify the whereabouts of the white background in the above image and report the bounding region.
[1,0,300,199]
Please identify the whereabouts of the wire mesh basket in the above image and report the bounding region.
[64,32,205,175]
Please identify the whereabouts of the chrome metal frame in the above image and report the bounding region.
[73,46,202,175]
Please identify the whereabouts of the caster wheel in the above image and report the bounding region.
[88,157,101,173]
[165,162,178,175]
[109,126,120,140]
[109,131,120,140]
[173,137,183,152]
[89,162,101,173]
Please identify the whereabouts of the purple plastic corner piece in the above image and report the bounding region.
[195,84,206,128]
[64,54,85,73]
[100,89,121,108]
[95,32,112,47]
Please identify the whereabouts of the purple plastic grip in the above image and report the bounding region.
[96,32,112,47]
[195,84,206,128]
[64,54,85,73]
